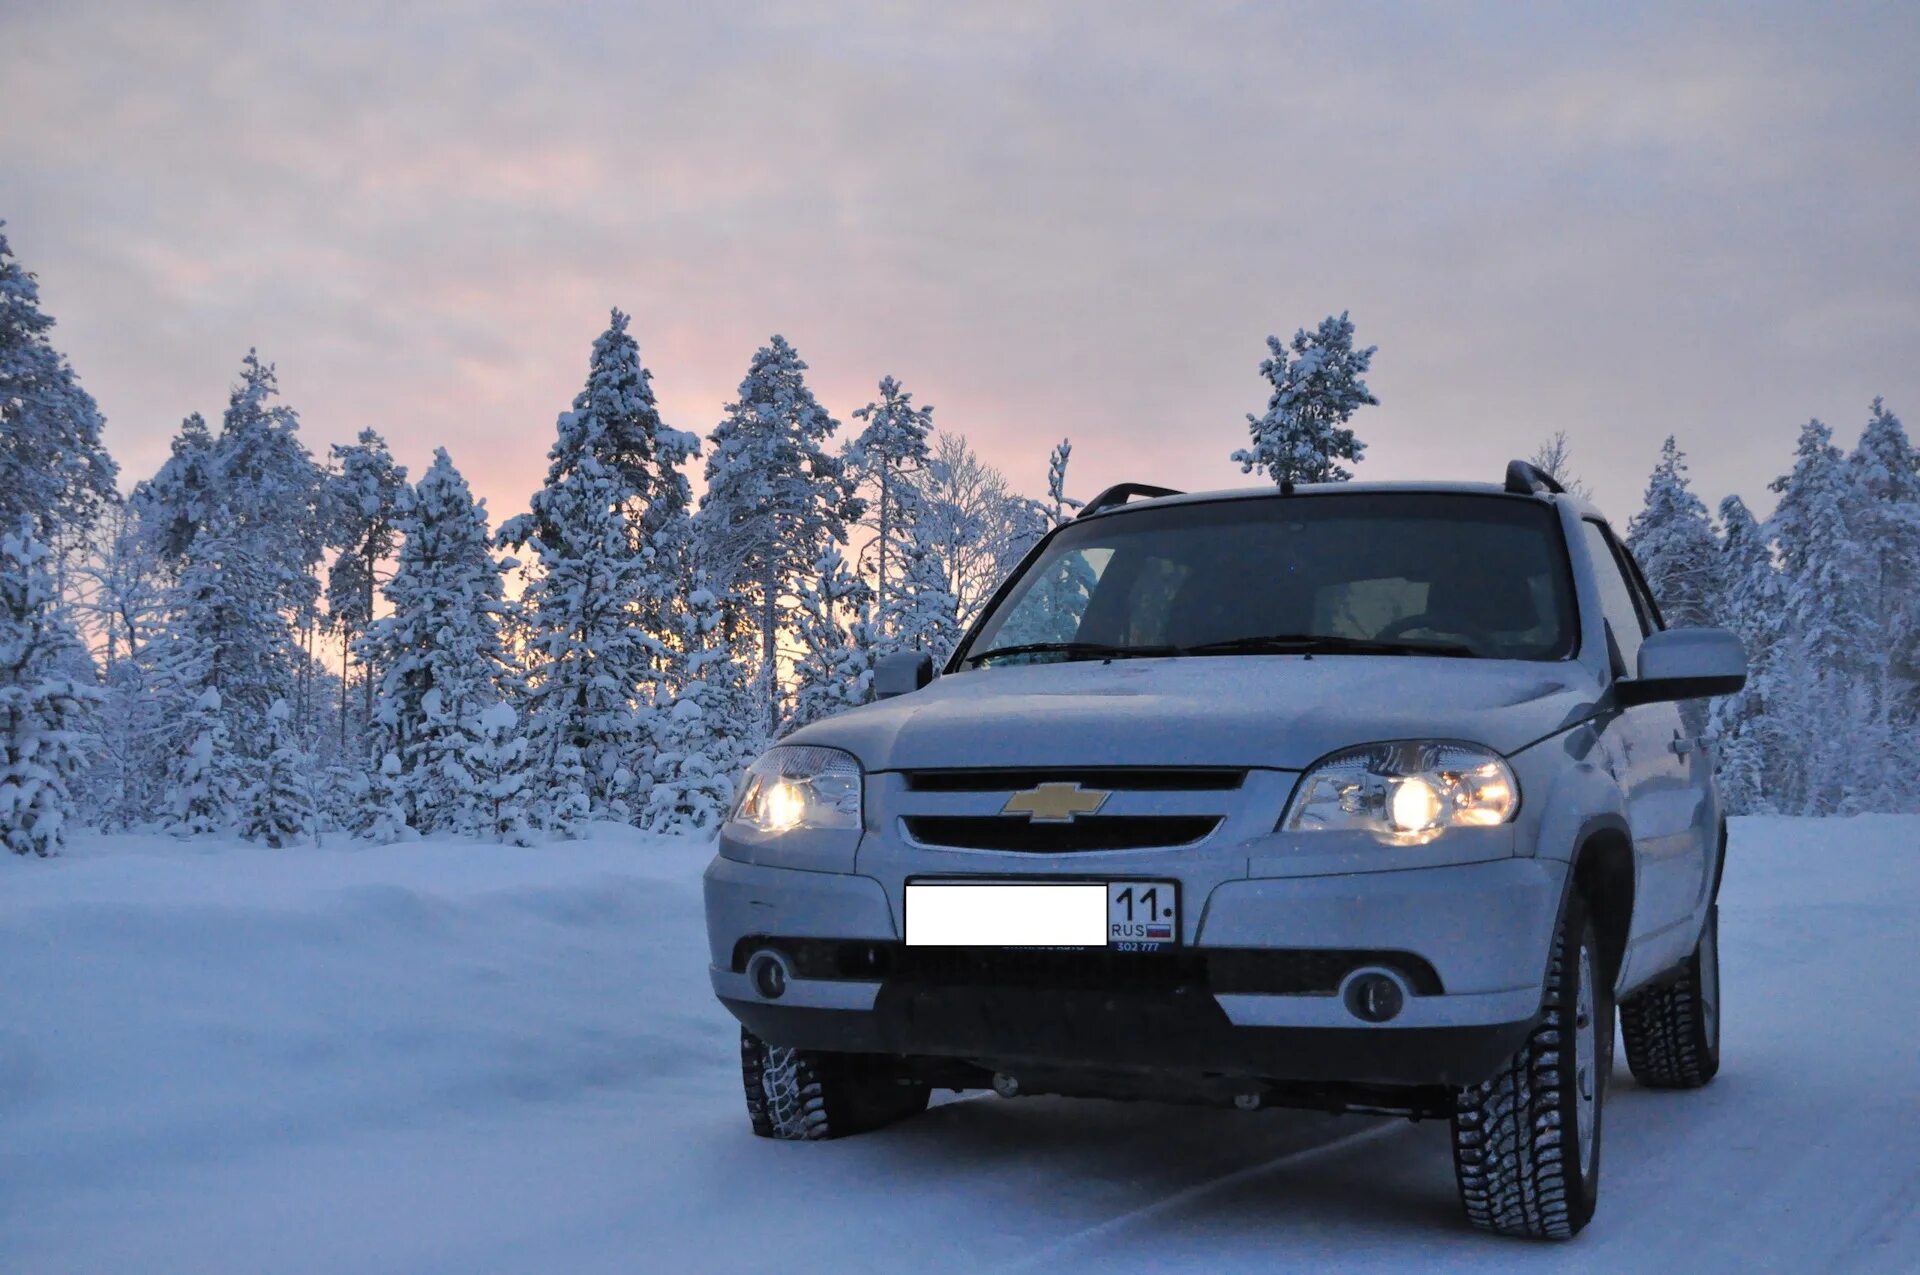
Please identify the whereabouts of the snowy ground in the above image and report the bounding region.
[2,817,1916,1274]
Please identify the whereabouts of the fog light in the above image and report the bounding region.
[747,950,789,1000]
[1343,970,1406,1023]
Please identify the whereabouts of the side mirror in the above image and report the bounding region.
[1615,627,1747,707]
[874,650,934,700]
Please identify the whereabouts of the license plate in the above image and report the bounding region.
[905,880,1179,949]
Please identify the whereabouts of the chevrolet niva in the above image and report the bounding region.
[704,461,1747,1240]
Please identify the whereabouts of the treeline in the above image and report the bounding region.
[1622,415,1920,816]
[4,224,1079,849]
[4,220,1916,856]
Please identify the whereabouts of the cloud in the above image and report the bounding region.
[2,0,1915,524]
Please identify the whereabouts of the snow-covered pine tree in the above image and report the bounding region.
[1709,496,1787,814]
[164,687,244,836]
[848,376,935,618]
[0,523,100,855]
[363,449,515,834]
[241,698,313,847]
[643,578,762,836]
[463,701,531,844]
[789,548,877,731]
[502,313,694,829]
[324,429,408,753]
[694,336,861,735]
[1626,436,1721,629]
[0,222,120,544]
[1232,312,1376,486]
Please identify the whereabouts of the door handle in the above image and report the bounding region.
[1670,732,1695,756]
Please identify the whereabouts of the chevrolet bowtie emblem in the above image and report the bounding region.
[1001,782,1112,823]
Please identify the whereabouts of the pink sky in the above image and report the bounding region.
[3,2,1915,528]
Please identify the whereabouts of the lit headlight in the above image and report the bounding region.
[732,745,863,834]
[1282,741,1518,845]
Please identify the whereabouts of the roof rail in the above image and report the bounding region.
[1503,459,1566,496]
[1077,482,1184,518]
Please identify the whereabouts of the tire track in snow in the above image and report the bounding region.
[991,1119,1407,1274]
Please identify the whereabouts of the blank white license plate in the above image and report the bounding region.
[905,881,1179,949]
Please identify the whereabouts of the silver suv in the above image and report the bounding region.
[704,462,1747,1240]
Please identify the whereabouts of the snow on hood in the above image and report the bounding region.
[786,655,1602,771]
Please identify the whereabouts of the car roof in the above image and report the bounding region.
[1079,481,1611,525]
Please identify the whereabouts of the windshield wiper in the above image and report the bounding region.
[960,641,1181,667]
[1178,634,1480,658]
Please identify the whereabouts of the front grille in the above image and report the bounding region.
[901,767,1246,793]
[730,936,1444,996]
[903,815,1219,852]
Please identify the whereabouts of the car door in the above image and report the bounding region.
[1578,522,1699,945]
[1616,535,1717,920]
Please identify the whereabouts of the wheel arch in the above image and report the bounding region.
[1568,814,1635,994]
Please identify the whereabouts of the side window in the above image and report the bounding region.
[1613,539,1666,633]
[1579,521,1647,673]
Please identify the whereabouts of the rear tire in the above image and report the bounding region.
[1619,903,1721,1089]
[1451,893,1613,1240]
[740,1028,930,1140]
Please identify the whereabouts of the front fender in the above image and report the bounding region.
[1511,722,1625,865]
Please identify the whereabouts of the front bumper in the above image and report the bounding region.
[704,853,1560,1089]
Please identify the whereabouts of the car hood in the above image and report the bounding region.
[786,655,1602,771]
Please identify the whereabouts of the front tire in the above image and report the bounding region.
[740,1028,930,1140]
[1451,893,1613,1240]
[1618,903,1721,1089]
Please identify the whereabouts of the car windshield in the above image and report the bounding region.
[959,492,1578,666]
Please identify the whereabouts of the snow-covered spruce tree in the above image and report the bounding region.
[131,413,218,569]
[324,429,408,753]
[789,549,877,731]
[1232,312,1376,487]
[1769,418,1872,673]
[163,687,244,836]
[1709,496,1788,814]
[1845,399,1920,725]
[502,313,694,830]
[213,352,326,624]
[463,701,531,845]
[507,307,698,634]
[1766,418,1882,814]
[694,336,861,735]
[362,751,415,844]
[1627,436,1721,629]
[848,376,934,618]
[0,222,120,544]
[362,449,515,834]
[153,502,298,755]
[241,698,313,847]
[643,578,763,836]
[0,524,100,855]
[507,452,661,831]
